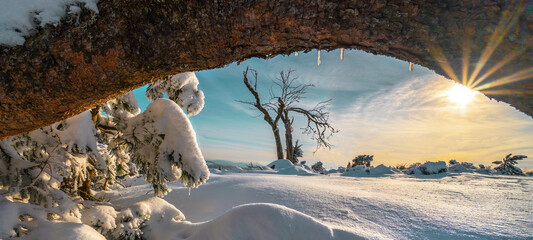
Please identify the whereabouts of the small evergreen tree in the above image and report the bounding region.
[492,153,527,175]
[348,154,373,168]
[311,161,325,174]
[0,72,210,209]
[292,140,303,164]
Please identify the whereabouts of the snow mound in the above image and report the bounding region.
[0,197,105,239]
[448,163,474,173]
[267,159,293,169]
[115,197,185,239]
[81,205,117,233]
[0,0,99,46]
[27,221,106,240]
[172,203,344,240]
[342,164,394,177]
[408,161,447,175]
[267,159,315,175]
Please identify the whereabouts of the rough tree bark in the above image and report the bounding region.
[282,112,295,164]
[0,0,532,138]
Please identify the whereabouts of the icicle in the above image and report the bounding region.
[317,50,321,66]
[409,62,413,72]
[188,187,191,196]
[340,48,344,60]
[294,52,298,56]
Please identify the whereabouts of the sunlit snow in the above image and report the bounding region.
[101,170,533,240]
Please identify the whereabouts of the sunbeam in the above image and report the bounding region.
[474,67,533,91]
[466,2,525,87]
[469,40,532,89]
[428,0,532,99]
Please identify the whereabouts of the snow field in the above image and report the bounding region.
[101,172,532,240]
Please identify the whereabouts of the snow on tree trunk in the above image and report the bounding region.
[123,98,209,196]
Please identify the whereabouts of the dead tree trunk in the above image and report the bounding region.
[0,0,532,138]
[282,113,295,164]
[272,127,284,160]
[240,68,284,160]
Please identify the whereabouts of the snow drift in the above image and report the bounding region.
[169,203,353,240]
[266,159,315,175]
[342,164,395,177]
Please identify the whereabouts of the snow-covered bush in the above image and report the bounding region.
[311,161,325,174]
[492,154,527,176]
[0,195,97,239]
[146,72,205,116]
[113,197,185,240]
[448,163,473,173]
[448,160,476,169]
[122,98,209,196]
[0,72,209,237]
[347,154,373,168]
[406,161,447,175]
[342,164,394,177]
[0,113,105,206]
[81,205,117,235]
[447,160,478,173]
[393,163,408,171]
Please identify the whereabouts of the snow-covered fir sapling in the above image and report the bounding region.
[292,140,303,164]
[122,98,209,196]
[0,72,209,238]
[145,72,205,116]
[492,153,527,176]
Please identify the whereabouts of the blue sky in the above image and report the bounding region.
[133,49,533,169]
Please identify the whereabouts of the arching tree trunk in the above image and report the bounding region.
[0,0,532,138]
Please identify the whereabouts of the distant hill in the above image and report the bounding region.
[205,159,266,169]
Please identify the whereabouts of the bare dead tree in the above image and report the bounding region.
[276,70,338,163]
[237,67,284,160]
[270,70,313,163]
[239,68,337,164]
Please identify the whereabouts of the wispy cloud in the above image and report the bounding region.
[314,74,533,168]
[228,101,261,117]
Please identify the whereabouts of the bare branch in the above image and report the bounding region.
[288,99,338,151]
[238,67,285,159]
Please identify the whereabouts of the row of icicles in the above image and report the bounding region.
[299,48,414,71]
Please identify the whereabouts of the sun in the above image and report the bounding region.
[446,84,476,107]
